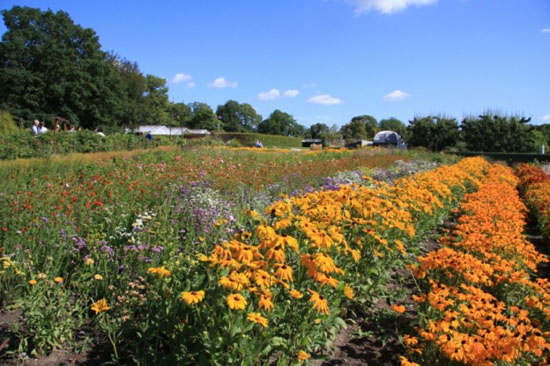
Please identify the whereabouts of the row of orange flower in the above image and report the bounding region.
[402,164,550,366]
[516,163,550,238]
[122,157,489,364]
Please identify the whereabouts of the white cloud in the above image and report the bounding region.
[307,94,343,105]
[283,89,300,98]
[208,77,238,89]
[171,73,192,84]
[257,89,281,101]
[349,0,438,15]
[542,28,550,33]
[185,81,196,88]
[383,89,410,101]
[543,114,550,121]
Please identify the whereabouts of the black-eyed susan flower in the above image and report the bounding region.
[259,294,274,311]
[343,284,354,299]
[181,290,205,305]
[308,289,329,315]
[226,293,247,310]
[247,312,268,328]
[290,289,303,299]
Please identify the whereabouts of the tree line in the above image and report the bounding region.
[1,6,548,153]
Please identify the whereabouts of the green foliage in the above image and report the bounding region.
[169,102,192,128]
[257,110,305,137]
[341,118,368,140]
[460,113,535,152]
[189,102,219,130]
[0,6,125,128]
[379,117,408,140]
[0,110,18,133]
[306,123,330,139]
[216,100,262,132]
[345,115,378,139]
[0,130,174,159]
[407,115,459,152]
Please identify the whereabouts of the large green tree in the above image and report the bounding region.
[307,123,330,139]
[379,117,408,140]
[0,6,125,128]
[352,115,378,138]
[407,115,459,151]
[460,113,535,152]
[188,102,219,130]
[341,118,368,140]
[139,75,170,126]
[257,110,304,136]
[216,100,261,132]
[168,102,192,128]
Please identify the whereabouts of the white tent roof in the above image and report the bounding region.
[135,126,209,136]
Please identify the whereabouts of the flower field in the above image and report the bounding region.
[2,147,550,365]
[403,164,550,365]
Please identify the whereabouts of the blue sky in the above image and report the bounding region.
[1,0,549,127]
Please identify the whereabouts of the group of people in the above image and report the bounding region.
[30,119,79,136]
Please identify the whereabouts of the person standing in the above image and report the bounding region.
[38,121,48,134]
[30,119,40,135]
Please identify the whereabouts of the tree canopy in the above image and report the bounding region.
[257,110,305,137]
[216,100,262,132]
[0,6,125,128]
[407,116,459,152]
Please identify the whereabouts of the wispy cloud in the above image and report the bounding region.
[257,89,281,101]
[383,89,410,101]
[542,28,550,33]
[348,0,438,15]
[208,77,238,89]
[171,73,195,87]
[172,73,191,83]
[283,89,300,98]
[543,114,550,121]
[307,94,343,105]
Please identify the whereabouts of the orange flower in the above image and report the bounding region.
[147,266,171,278]
[297,350,310,362]
[259,294,274,311]
[392,304,406,314]
[290,289,303,299]
[29,279,37,286]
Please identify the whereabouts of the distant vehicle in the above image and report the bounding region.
[373,130,407,149]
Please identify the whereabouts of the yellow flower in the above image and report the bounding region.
[94,274,103,281]
[54,277,63,284]
[290,289,303,299]
[37,273,47,280]
[91,299,110,314]
[85,258,94,265]
[226,293,247,310]
[29,279,37,286]
[297,350,310,362]
[147,266,171,278]
[343,284,355,299]
[308,289,329,315]
[247,312,268,328]
[259,294,274,311]
[181,290,205,305]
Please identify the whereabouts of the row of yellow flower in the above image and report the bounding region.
[191,157,488,363]
[402,164,550,366]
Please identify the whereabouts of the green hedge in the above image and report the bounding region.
[0,130,176,159]
[211,132,302,148]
